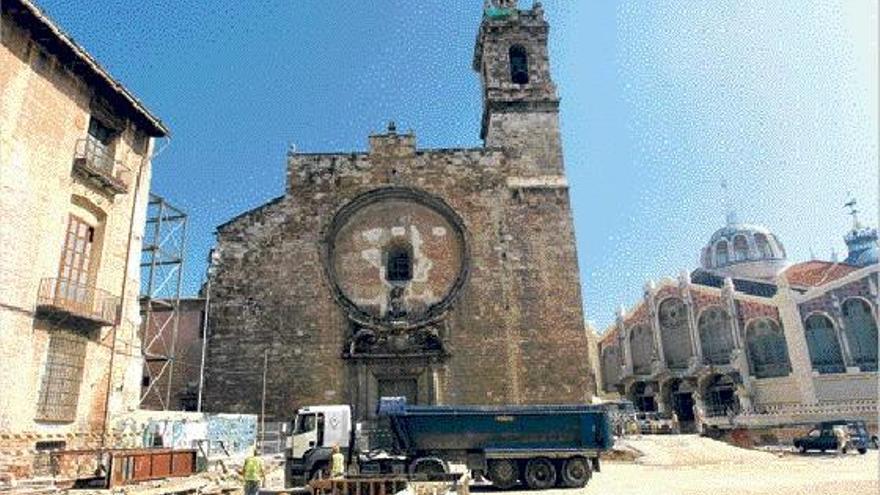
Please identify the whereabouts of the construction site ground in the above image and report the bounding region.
[502,435,879,495]
[260,435,877,495]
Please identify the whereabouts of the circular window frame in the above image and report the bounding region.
[322,187,470,329]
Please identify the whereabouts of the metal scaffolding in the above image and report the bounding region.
[140,193,187,410]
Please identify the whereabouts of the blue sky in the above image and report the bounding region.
[38,1,878,330]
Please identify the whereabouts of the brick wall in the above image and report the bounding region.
[0,11,156,479]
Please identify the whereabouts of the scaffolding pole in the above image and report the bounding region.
[139,193,188,410]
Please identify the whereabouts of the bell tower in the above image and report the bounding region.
[474,1,563,175]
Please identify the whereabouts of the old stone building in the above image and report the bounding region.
[140,298,206,412]
[204,1,594,420]
[598,208,878,437]
[0,0,167,479]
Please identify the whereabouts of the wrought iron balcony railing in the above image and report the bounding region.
[36,278,120,326]
[72,138,131,194]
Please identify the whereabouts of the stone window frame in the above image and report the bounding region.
[803,311,846,374]
[601,344,620,392]
[696,305,734,365]
[628,323,653,376]
[744,317,792,379]
[840,297,878,372]
[657,296,692,370]
[732,234,749,262]
[714,239,729,267]
[508,44,529,85]
[322,187,470,330]
[754,233,773,259]
[385,242,413,283]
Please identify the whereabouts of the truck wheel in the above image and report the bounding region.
[410,458,447,478]
[559,457,591,488]
[524,458,556,490]
[310,463,329,482]
[487,459,519,490]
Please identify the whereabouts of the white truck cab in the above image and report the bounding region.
[287,405,352,484]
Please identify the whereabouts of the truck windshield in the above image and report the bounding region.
[295,414,317,434]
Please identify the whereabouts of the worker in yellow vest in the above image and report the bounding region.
[242,447,265,495]
[330,444,345,479]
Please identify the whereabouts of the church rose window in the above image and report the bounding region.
[509,45,529,84]
[386,246,412,282]
[841,298,878,372]
[698,306,734,365]
[804,314,845,374]
[659,298,692,369]
[746,318,791,378]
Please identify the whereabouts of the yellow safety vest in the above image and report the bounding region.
[331,452,345,477]
[243,456,264,481]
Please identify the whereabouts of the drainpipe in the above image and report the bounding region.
[101,135,170,446]
[196,274,211,412]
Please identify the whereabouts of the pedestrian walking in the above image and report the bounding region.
[242,447,265,495]
[625,417,639,439]
[671,411,680,434]
[833,426,849,456]
[693,403,705,435]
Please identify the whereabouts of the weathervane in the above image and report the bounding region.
[844,195,862,231]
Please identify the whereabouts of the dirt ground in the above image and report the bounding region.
[270,435,878,495]
[490,435,879,495]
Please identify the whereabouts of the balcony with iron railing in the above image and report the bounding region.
[71,138,132,194]
[36,278,120,326]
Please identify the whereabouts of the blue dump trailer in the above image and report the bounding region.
[285,398,613,490]
[365,397,614,489]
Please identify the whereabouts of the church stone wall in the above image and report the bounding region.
[204,2,593,420]
[204,132,592,418]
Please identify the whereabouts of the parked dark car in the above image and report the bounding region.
[636,412,676,434]
[793,420,869,454]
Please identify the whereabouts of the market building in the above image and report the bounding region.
[598,207,878,435]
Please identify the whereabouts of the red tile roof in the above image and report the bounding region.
[784,261,859,288]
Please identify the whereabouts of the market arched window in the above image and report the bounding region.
[745,318,791,378]
[601,345,621,392]
[754,233,773,258]
[699,306,734,365]
[658,298,692,369]
[629,324,654,375]
[733,235,749,261]
[841,298,878,372]
[715,240,729,266]
[509,45,529,84]
[804,314,845,374]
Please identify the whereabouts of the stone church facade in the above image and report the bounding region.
[203,1,594,420]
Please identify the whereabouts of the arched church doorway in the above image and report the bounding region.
[631,381,658,412]
[703,374,739,417]
[664,378,696,431]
